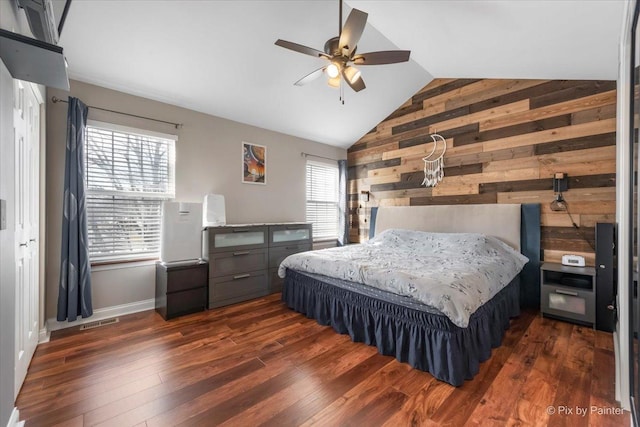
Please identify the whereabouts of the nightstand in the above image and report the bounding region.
[540,262,596,326]
[155,261,208,320]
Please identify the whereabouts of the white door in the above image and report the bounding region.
[14,80,40,398]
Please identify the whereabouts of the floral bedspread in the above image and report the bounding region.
[278,229,529,328]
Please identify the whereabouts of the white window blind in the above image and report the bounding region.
[85,122,175,262]
[306,161,339,240]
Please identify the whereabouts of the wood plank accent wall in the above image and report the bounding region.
[347,78,617,265]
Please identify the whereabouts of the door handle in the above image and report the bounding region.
[19,242,28,247]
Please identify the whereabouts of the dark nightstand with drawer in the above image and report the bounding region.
[540,262,596,326]
[155,261,208,320]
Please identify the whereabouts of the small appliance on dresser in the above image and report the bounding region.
[155,202,208,320]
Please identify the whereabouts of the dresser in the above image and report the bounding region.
[203,223,312,308]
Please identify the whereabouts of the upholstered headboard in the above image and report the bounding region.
[368,203,541,307]
[373,204,522,251]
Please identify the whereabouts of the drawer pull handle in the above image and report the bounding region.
[555,289,579,297]
[233,229,249,233]
[233,251,250,256]
[233,274,251,280]
[285,246,297,250]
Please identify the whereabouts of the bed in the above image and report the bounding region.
[278,203,540,386]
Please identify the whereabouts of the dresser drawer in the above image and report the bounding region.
[166,287,207,319]
[163,264,208,293]
[209,249,268,278]
[209,271,269,308]
[206,226,268,253]
[541,284,595,324]
[269,224,312,247]
[269,243,311,269]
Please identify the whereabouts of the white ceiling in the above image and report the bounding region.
[58,1,626,149]
[348,0,626,81]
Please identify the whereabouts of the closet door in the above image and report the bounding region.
[13,81,40,398]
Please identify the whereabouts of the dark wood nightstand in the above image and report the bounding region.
[155,261,208,320]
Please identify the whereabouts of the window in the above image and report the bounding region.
[306,161,339,241]
[85,121,176,262]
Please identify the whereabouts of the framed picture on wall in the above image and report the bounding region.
[242,141,266,184]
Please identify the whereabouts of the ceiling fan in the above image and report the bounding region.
[274,0,411,94]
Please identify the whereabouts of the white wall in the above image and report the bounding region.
[46,80,347,320]
[0,1,46,424]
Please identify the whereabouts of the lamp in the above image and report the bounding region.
[344,66,361,84]
[326,62,340,78]
[328,76,340,88]
[550,172,568,212]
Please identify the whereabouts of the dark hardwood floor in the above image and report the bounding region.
[17,293,628,426]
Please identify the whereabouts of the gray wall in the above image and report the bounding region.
[46,80,346,320]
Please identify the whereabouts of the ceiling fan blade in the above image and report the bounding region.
[275,39,329,59]
[352,50,411,65]
[338,8,368,57]
[342,69,366,92]
[294,67,325,86]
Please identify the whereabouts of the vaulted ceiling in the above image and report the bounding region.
[58,0,626,149]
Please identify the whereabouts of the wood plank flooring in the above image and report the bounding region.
[17,294,628,426]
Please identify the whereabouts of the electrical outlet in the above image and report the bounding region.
[0,199,6,230]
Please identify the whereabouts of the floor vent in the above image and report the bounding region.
[79,317,119,331]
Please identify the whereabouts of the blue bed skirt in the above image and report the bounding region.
[282,269,521,386]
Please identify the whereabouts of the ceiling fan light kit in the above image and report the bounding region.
[344,66,361,84]
[327,62,340,78]
[328,76,341,88]
[274,0,411,100]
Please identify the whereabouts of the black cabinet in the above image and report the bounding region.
[155,261,208,320]
[595,222,616,332]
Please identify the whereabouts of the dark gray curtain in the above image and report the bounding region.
[338,159,349,246]
[57,97,93,322]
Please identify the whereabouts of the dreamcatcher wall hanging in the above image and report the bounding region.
[421,133,446,187]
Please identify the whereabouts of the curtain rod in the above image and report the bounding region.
[301,152,344,162]
[51,96,183,129]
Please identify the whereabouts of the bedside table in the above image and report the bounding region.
[540,262,596,326]
[155,261,208,320]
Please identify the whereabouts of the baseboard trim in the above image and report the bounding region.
[6,407,24,427]
[46,298,155,332]
[38,326,50,344]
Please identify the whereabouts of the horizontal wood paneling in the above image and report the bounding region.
[347,78,617,261]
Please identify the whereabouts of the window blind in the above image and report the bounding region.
[85,122,175,261]
[306,161,339,240]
